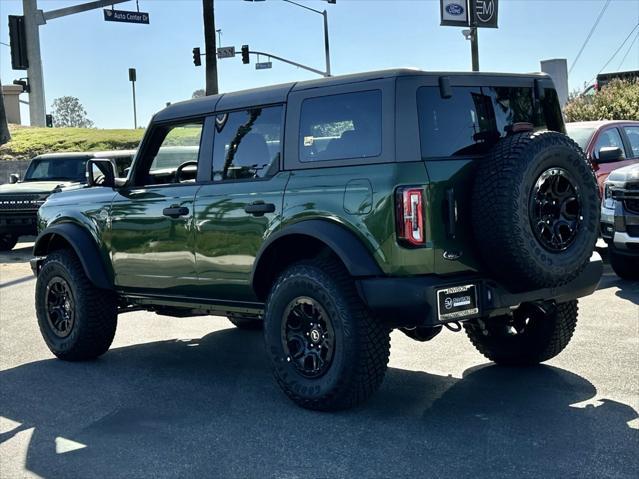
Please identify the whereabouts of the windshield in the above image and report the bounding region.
[565,126,596,151]
[24,158,88,182]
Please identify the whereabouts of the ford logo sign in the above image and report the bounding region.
[445,3,465,16]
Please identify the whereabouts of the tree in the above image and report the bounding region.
[0,77,10,145]
[50,96,94,128]
[192,89,205,99]
[564,79,639,122]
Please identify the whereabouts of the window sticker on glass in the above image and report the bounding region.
[304,136,314,147]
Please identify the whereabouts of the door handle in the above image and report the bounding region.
[162,205,190,218]
[244,201,275,217]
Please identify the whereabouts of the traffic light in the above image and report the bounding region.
[8,16,28,70]
[192,47,201,66]
[46,114,53,128]
[241,45,250,64]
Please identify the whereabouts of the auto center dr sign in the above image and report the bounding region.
[440,0,499,28]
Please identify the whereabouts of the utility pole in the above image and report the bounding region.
[22,0,45,127]
[470,27,479,72]
[202,0,218,95]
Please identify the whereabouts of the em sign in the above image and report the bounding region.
[440,0,498,28]
[103,9,150,25]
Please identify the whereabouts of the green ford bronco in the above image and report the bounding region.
[32,69,602,410]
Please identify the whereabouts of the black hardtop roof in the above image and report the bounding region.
[155,68,552,122]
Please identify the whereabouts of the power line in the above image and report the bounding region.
[569,0,611,75]
[616,30,639,70]
[596,23,639,77]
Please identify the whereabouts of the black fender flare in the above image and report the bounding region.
[250,219,383,298]
[33,223,113,290]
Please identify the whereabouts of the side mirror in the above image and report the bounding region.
[86,159,116,188]
[597,147,624,164]
[9,174,19,184]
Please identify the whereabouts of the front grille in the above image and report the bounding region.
[0,195,46,211]
[625,199,639,214]
[626,183,639,191]
[627,225,639,238]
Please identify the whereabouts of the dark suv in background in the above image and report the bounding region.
[31,70,601,410]
[0,150,135,251]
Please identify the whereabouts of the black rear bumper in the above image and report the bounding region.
[356,254,603,328]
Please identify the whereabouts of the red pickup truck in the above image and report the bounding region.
[566,120,639,196]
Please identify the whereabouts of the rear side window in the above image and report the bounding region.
[417,86,561,158]
[299,90,382,162]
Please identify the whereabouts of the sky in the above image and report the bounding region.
[1,0,638,129]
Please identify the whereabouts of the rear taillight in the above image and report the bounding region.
[396,187,425,246]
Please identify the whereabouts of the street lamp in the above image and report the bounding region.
[244,0,334,76]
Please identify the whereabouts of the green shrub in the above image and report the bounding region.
[564,79,639,122]
[0,126,144,161]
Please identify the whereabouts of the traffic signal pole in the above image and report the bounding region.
[22,0,45,126]
[20,0,130,127]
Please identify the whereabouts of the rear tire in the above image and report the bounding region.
[264,258,390,411]
[0,234,18,251]
[35,249,118,361]
[472,131,599,291]
[609,246,639,280]
[464,301,578,366]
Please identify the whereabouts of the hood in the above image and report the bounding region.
[0,180,81,195]
[606,164,639,184]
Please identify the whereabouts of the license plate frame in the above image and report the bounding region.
[436,284,479,321]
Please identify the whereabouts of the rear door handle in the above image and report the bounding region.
[244,201,275,217]
[162,205,189,218]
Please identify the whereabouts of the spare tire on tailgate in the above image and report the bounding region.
[472,130,599,291]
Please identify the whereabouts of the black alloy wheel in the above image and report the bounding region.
[529,167,583,252]
[281,296,335,378]
[45,277,76,338]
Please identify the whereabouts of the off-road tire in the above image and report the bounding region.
[227,314,263,330]
[264,258,390,411]
[464,301,578,366]
[35,249,117,361]
[609,246,639,280]
[0,234,18,251]
[472,131,599,291]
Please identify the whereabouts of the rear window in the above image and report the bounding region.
[299,90,382,162]
[417,86,563,158]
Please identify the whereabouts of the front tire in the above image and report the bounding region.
[0,234,18,251]
[464,301,578,366]
[35,250,118,361]
[264,258,390,411]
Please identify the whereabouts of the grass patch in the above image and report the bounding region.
[0,126,145,161]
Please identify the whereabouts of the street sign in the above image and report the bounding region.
[440,0,469,27]
[470,0,498,28]
[217,46,236,59]
[103,8,150,24]
[256,62,273,70]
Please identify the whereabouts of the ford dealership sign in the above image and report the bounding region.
[440,0,469,26]
[440,0,499,28]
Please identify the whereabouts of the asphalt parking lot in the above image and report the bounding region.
[0,239,637,478]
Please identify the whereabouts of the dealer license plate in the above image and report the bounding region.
[436,284,479,321]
